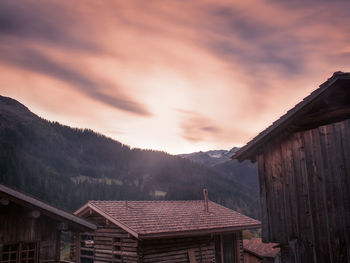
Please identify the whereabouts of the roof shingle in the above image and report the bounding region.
[84,200,260,238]
[243,238,280,258]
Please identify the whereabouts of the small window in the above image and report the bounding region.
[1,244,19,263]
[1,242,37,263]
[20,243,37,263]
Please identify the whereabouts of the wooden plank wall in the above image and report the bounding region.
[141,235,215,263]
[0,202,60,262]
[258,119,350,263]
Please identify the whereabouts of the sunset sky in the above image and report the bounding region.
[1,0,350,154]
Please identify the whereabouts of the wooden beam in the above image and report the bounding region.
[75,232,81,263]
[220,234,224,263]
[188,248,197,263]
[296,106,350,130]
[235,233,242,263]
[56,230,61,263]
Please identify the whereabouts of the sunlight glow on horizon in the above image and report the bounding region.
[0,0,349,154]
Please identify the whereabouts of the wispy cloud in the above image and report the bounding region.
[0,1,98,51]
[0,45,150,116]
[0,0,349,153]
[178,110,221,143]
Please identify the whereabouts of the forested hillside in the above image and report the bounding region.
[0,96,259,218]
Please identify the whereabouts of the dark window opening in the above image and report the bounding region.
[1,242,38,263]
[80,234,94,263]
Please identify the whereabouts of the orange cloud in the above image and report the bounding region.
[0,0,349,154]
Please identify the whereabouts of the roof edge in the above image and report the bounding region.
[231,71,350,161]
[76,202,139,239]
[138,223,261,239]
[243,248,277,259]
[0,184,96,230]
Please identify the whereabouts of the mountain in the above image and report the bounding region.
[0,96,259,218]
[179,148,259,189]
[179,148,239,167]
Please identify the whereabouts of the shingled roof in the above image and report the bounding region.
[75,200,261,239]
[243,238,280,259]
[232,71,350,162]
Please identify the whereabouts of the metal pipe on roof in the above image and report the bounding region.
[203,189,209,212]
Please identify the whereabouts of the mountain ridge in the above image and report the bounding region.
[0,95,260,218]
[179,147,259,190]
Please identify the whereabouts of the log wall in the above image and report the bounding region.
[76,211,244,263]
[71,212,140,263]
[258,119,350,263]
[141,235,215,263]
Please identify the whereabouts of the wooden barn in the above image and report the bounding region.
[73,191,261,263]
[0,183,96,263]
[232,71,350,263]
[243,238,280,263]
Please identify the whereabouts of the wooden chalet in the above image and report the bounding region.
[0,183,96,263]
[243,238,280,263]
[73,191,261,263]
[232,71,350,263]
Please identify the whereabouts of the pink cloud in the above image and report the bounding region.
[0,0,349,153]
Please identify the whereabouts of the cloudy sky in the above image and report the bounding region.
[1,0,349,154]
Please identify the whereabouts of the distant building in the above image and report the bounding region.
[0,183,96,263]
[243,238,280,263]
[73,190,261,263]
[232,72,350,263]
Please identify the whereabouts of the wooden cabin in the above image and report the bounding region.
[232,71,350,263]
[243,238,280,263]
[73,191,261,263]
[0,183,96,263]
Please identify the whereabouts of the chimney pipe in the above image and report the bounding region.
[125,200,128,209]
[203,189,209,212]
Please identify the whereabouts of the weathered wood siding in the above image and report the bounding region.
[141,235,215,263]
[243,252,277,263]
[243,252,260,263]
[258,119,350,263]
[0,202,60,262]
[71,211,139,263]
[141,232,242,263]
